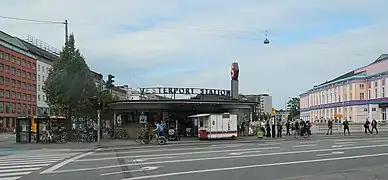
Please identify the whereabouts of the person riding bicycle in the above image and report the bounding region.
[154,121,165,137]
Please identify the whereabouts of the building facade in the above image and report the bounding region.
[245,93,273,115]
[0,31,37,130]
[300,54,388,123]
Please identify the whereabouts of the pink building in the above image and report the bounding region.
[300,54,388,123]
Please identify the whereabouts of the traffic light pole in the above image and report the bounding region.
[97,108,101,146]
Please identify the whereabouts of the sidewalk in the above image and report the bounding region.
[1,131,386,150]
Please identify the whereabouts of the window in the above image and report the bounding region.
[27,62,31,68]
[27,94,31,101]
[42,66,45,72]
[11,56,15,64]
[0,102,3,113]
[16,69,20,76]
[17,103,21,113]
[11,91,15,99]
[21,59,26,66]
[0,51,3,59]
[38,75,40,81]
[5,102,10,113]
[21,70,26,77]
[22,104,26,114]
[38,85,40,91]
[360,84,364,89]
[32,63,35,70]
[383,108,387,121]
[42,76,45,81]
[32,74,35,80]
[360,92,365,100]
[368,82,372,88]
[11,79,15,87]
[0,63,2,72]
[38,95,40,101]
[375,81,378,87]
[16,58,20,65]
[383,87,386,98]
[22,93,26,101]
[16,92,20,100]
[383,79,386,86]
[12,103,15,113]
[5,66,9,74]
[0,90,3,98]
[368,90,371,100]
[16,81,21,88]
[27,72,31,79]
[22,82,26,90]
[375,88,378,99]
[5,53,9,61]
[372,108,377,111]
[38,64,40,71]
[11,67,14,75]
[5,90,9,98]
[5,78,9,86]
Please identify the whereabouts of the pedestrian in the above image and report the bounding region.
[364,119,372,134]
[300,119,306,136]
[266,121,271,137]
[240,121,246,136]
[277,119,282,138]
[343,119,350,136]
[371,119,378,134]
[285,120,291,136]
[327,118,333,135]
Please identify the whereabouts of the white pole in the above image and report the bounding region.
[97,109,101,146]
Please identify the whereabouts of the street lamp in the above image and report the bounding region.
[264,30,270,45]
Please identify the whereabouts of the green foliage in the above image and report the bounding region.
[287,97,300,120]
[43,34,98,117]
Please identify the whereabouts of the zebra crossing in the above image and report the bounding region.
[0,150,79,180]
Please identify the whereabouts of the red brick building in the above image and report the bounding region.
[0,31,37,131]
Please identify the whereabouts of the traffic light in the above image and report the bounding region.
[88,96,102,110]
[106,74,115,88]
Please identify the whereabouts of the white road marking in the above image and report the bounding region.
[100,166,161,176]
[293,144,317,148]
[0,172,31,177]
[76,147,280,162]
[370,140,388,143]
[229,151,260,155]
[132,156,175,162]
[0,164,49,170]
[0,167,41,173]
[316,151,344,157]
[122,152,388,180]
[92,144,244,156]
[40,151,94,174]
[49,144,388,174]
[298,140,320,144]
[0,160,58,166]
[0,177,22,180]
[334,142,355,145]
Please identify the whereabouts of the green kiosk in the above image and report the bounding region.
[15,116,32,143]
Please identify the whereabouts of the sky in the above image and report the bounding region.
[1,0,388,108]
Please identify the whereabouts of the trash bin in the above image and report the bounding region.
[257,130,263,139]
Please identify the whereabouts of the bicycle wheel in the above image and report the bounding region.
[158,137,167,145]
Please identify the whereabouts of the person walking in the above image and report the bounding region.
[277,119,283,138]
[327,118,333,135]
[343,119,350,136]
[364,119,372,134]
[285,120,291,136]
[371,119,378,134]
[266,121,271,137]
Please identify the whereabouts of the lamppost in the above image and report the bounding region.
[264,30,270,45]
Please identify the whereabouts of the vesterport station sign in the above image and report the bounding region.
[140,87,231,96]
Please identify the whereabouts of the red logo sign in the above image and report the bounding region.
[231,62,239,80]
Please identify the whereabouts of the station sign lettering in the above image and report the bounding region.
[140,87,231,96]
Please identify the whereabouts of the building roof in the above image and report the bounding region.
[0,31,28,51]
[17,38,59,61]
[317,54,388,87]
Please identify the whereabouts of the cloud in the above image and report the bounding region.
[1,0,388,108]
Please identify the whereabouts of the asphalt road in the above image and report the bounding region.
[6,135,386,180]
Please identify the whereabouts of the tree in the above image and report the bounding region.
[43,34,98,121]
[287,97,300,120]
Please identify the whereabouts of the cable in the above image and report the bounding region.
[0,15,64,24]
